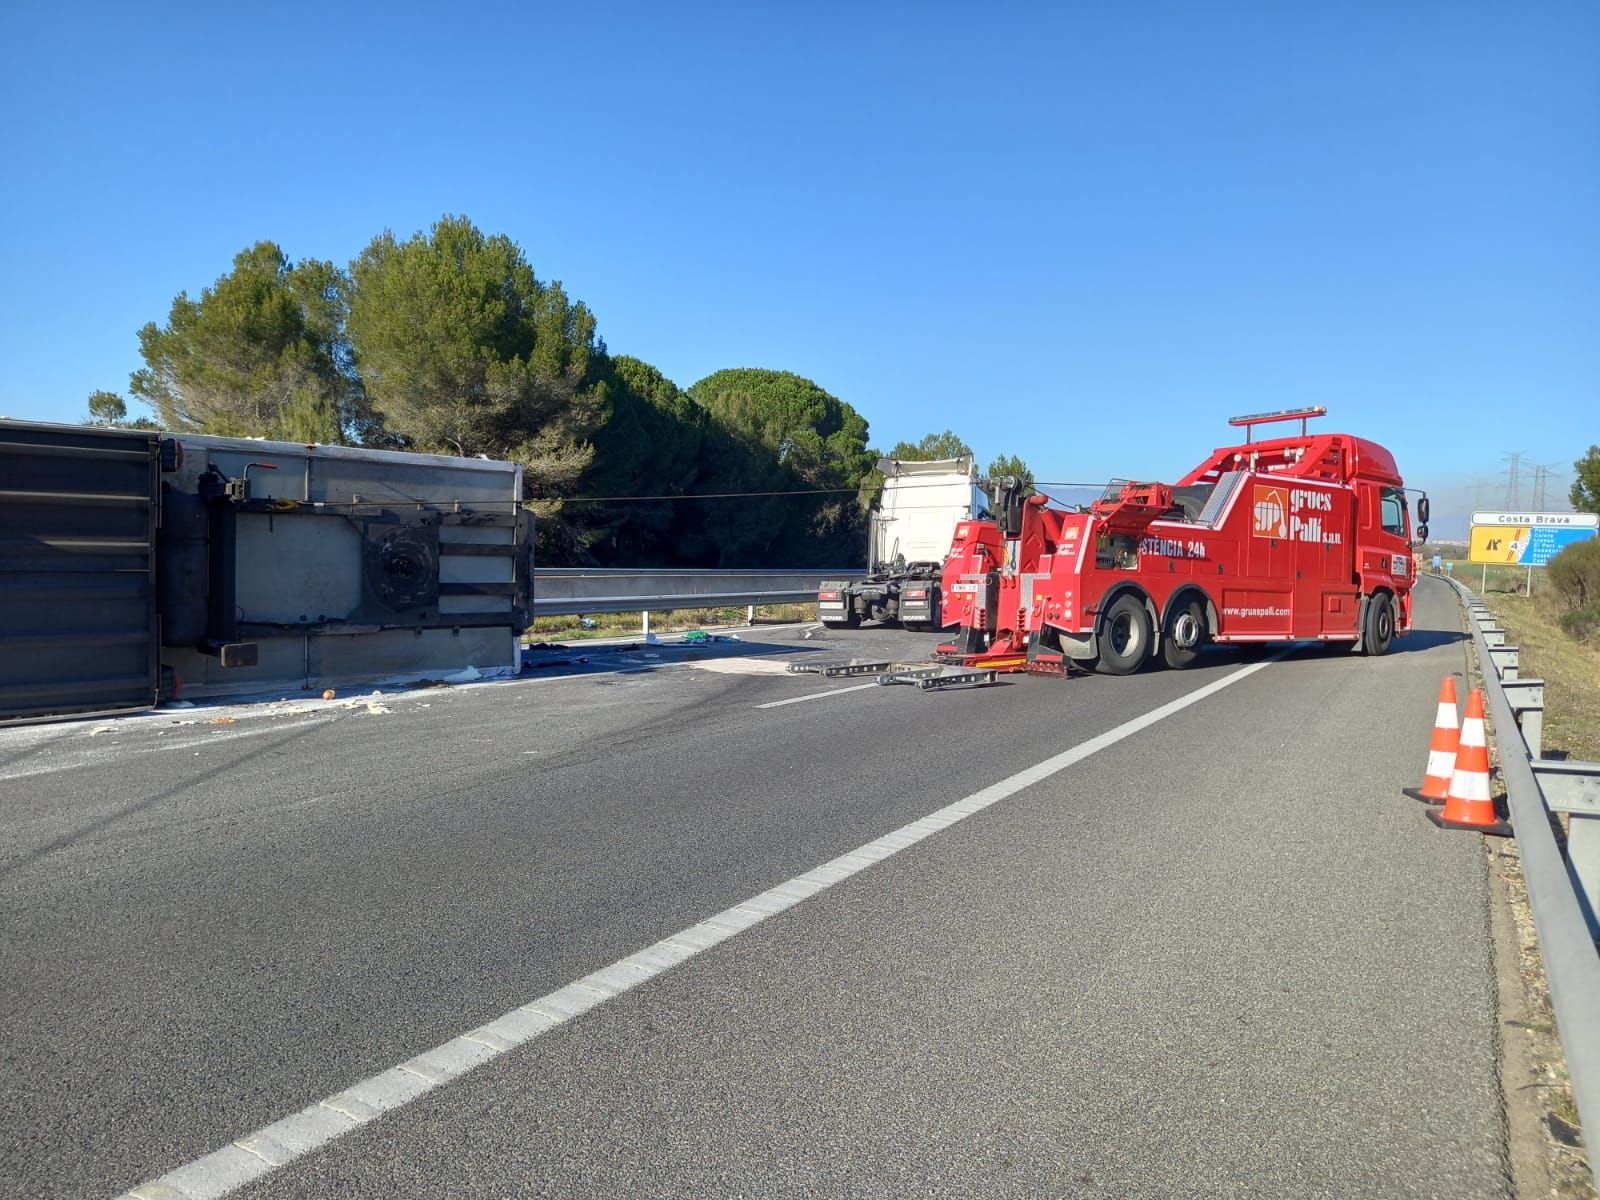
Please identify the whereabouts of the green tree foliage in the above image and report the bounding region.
[1571,445,1600,515]
[685,368,874,566]
[85,390,159,429]
[579,355,709,565]
[347,216,604,559]
[116,220,890,569]
[130,243,366,443]
[688,368,873,486]
[887,430,974,461]
[86,390,124,425]
[572,360,880,567]
[987,453,1036,495]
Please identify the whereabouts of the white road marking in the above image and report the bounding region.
[114,654,1282,1200]
[755,682,881,708]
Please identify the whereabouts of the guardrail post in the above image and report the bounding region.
[1530,760,1600,940]
[1502,678,1545,759]
[1487,645,1519,680]
[1482,627,1506,649]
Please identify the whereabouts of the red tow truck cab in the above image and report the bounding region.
[938,408,1429,676]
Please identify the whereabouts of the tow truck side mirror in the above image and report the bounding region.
[1415,523,1429,543]
[1417,496,1430,524]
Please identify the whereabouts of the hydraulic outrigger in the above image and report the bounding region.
[785,659,998,691]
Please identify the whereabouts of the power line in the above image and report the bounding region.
[550,479,1113,505]
[554,486,862,504]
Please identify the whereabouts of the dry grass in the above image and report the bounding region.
[526,603,817,642]
[1494,833,1596,1198]
[1447,560,1600,763]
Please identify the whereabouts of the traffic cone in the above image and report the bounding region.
[1427,689,1512,837]
[1403,677,1459,805]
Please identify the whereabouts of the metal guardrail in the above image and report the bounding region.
[531,567,856,616]
[1446,577,1600,1190]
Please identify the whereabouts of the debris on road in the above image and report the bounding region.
[688,658,793,676]
[785,658,998,691]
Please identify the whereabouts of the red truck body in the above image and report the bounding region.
[938,409,1423,675]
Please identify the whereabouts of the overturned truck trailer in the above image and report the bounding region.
[0,420,531,722]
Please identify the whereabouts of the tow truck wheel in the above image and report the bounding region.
[1363,592,1394,656]
[1161,599,1206,670]
[1096,594,1152,675]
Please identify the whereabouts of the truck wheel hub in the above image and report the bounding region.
[1172,612,1201,648]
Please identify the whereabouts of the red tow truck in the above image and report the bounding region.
[937,407,1429,676]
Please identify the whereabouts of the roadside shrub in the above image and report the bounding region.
[1546,539,1600,612]
[1557,603,1600,642]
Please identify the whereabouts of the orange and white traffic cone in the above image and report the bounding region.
[1426,688,1512,837]
[1403,677,1459,805]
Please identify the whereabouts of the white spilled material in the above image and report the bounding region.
[116,655,1282,1199]
[686,657,796,676]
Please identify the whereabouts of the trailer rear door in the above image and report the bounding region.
[0,423,161,721]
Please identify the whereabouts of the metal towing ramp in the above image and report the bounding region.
[785,659,997,691]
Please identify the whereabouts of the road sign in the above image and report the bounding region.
[1470,511,1599,529]
[1469,523,1598,566]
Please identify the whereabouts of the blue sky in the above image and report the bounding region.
[2,1,1594,535]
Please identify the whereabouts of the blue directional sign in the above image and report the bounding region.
[1522,525,1598,566]
[1469,511,1599,566]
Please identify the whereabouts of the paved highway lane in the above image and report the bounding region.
[0,578,1501,1197]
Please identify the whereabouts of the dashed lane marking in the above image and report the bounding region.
[754,682,882,708]
[114,653,1283,1199]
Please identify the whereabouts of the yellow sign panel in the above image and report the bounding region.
[1469,525,1532,564]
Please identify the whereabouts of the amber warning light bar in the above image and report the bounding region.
[1227,406,1328,442]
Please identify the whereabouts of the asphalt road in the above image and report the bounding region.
[0,576,1505,1198]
